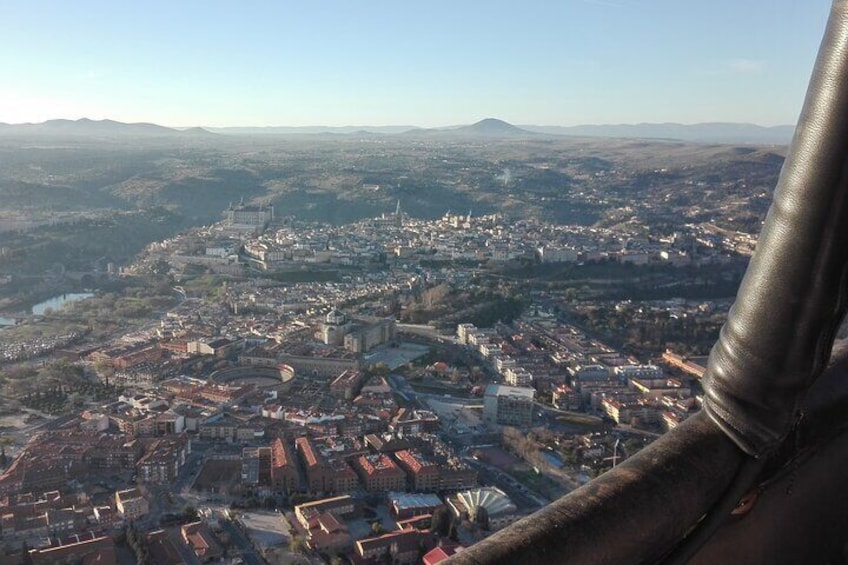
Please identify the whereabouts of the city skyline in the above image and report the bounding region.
[0,1,832,128]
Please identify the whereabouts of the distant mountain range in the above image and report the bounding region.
[0,118,214,137]
[519,122,796,145]
[205,125,417,135]
[0,117,795,144]
[399,118,533,138]
[211,118,794,143]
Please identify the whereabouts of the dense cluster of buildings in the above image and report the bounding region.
[238,430,478,500]
[0,338,481,560]
[0,203,742,563]
[288,485,519,564]
[230,207,743,271]
[131,202,748,300]
[459,315,701,432]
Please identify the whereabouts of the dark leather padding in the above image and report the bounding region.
[693,343,848,563]
[703,0,848,458]
[691,426,848,564]
[445,2,848,562]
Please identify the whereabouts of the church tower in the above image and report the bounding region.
[394,200,403,228]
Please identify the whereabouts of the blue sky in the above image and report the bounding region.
[0,0,831,127]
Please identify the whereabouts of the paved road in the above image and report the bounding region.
[174,451,205,494]
[222,519,264,565]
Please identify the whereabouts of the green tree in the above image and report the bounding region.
[114,527,127,546]
[289,536,305,553]
[474,506,490,531]
[21,541,33,565]
[125,524,138,549]
[431,506,452,537]
[182,505,198,522]
[370,363,391,378]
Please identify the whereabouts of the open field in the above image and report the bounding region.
[474,446,526,471]
[555,411,606,428]
[194,459,241,493]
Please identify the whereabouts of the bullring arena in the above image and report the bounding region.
[208,363,295,392]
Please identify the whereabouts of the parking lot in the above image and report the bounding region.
[238,510,292,549]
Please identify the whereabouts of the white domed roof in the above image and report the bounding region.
[458,487,517,517]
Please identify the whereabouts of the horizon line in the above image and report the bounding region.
[0,116,797,130]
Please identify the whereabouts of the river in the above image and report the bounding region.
[0,292,95,327]
[31,292,94,316]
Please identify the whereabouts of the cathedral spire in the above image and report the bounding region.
[395,200,403,227]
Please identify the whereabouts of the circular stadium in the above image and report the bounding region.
[209,363,296,391]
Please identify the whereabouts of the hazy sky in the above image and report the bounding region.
[0,0,831,127]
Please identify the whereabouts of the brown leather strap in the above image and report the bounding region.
[703,0,848,458]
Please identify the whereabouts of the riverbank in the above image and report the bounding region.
[0,292,94,326]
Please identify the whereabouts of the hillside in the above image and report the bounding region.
[452,118,534,137]
[0,131,787,276]
[404,118,535,138]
